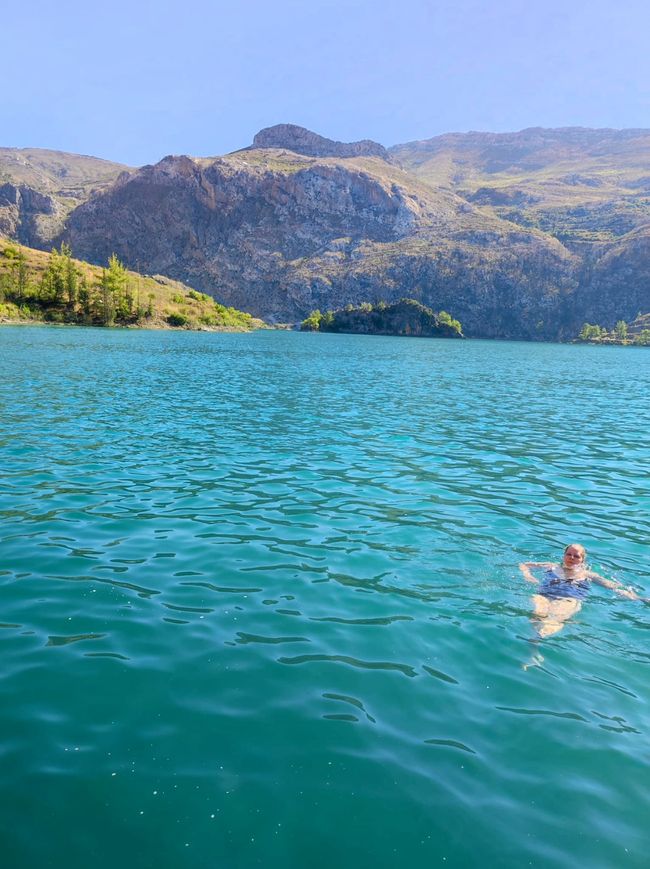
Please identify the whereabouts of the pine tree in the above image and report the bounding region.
[614,320,628,342]
[99,269,115,325]
[59,243,79,308]
[40,247,66,306]
[78,276,91,320]
[17,251,28,303]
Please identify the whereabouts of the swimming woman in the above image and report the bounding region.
[519,543,639,638]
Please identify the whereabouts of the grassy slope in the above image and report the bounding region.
[0,238,264,331]
[390,129,650,245]
[0,147,130,196]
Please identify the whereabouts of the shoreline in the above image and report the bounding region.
[0,317,266,334]
[3,318,648,345]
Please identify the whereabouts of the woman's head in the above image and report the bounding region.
[563,543,586,566]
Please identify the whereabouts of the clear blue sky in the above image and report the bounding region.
[3,0,649,166]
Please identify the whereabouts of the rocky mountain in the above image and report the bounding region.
[251,124,389,160]
[0,148,129,247]
[2,126,649,339]
[63,145,579,337]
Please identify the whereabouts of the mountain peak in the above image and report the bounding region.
[251,124,389,160]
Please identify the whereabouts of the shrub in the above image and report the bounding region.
[167,313,188,327]
[199,314,219,326]
[44,309,65,323]
[578,323,604,341]
[301,309,323,331]
[438,310,462,333]
[188,290,211,303]
[614,320,628,341]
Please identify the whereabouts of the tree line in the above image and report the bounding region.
[0,244,155,326]
[301,299,463,335]
[578,321,650,346]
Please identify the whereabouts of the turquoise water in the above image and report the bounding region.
[1,326,649,869]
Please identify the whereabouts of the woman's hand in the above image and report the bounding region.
[615,587,639,600]
[519,563,539,584]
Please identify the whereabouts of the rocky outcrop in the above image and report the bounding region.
[251,124,389,160]
[0,183,60,247]
[570,227,650,327]
[0,147,129,246]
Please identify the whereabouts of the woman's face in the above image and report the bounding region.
[563,546,585,568]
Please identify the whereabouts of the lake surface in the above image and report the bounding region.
[1,326,649,869]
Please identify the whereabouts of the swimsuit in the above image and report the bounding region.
[538,570,590,601]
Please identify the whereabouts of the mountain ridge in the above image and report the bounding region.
[1,125,649,339]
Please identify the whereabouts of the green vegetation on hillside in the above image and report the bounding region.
[301,298,463,338]
[391,129,650,250]
[577,316,650,346]
[0,240,259,331]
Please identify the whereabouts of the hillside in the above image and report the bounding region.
[390,127,650,247]
[0,238,261,331]
[0,147,130,247]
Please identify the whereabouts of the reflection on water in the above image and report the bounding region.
[1,327,649,869]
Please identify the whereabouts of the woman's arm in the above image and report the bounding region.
[519,562,553,584]
[589,572,641,600]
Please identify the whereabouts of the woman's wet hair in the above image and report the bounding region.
[564,543,586,559]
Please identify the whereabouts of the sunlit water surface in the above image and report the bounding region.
[1,326,649,869]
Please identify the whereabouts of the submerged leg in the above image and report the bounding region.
[531,594,581,638]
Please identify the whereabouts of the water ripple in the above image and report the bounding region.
[1,328,649,869]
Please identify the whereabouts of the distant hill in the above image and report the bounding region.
[250,124,390,160]
[1,126,649,340]
[390,127,650,247]
[0,148,130,247]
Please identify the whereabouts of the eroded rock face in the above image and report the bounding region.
[0,183,60,247]
[0,147,130,247]
[251,124,389,160]
[574,227,650,327]
[65,154,423,266]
